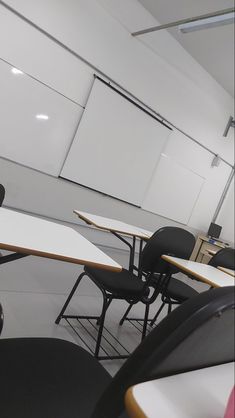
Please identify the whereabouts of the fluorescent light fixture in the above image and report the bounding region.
[11,67,24,75]
[179,12,235,33]
[36,114,49,120]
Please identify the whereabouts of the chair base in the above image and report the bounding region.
[60,313,132,360]
[123,317,153,333]
[56,271,151,360]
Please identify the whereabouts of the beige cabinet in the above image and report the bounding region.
[190,235,227,264]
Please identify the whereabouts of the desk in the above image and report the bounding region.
[74,210,153,270]
[125,362,234,418]
[0,207,121,272]
[218,266,235,277]
[161,255,234,288]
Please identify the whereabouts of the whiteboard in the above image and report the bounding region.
[61,78,171,206]
[142,154,205,224]
[0,58,83,176]
[162,130,231,231]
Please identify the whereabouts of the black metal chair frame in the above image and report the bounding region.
[119,264,196,329]
[55,267,166,360]
[56,227,196,360]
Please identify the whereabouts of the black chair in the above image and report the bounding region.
[0,184,5,258]
[56,227,195,359]
[209,247,235,270]
[149,246,235,326]
[148,276,200,326]
[121,229,196,327]
[0,184,5,206]
[0,287,234,418]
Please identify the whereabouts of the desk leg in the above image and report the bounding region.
[0,253,28,264]
[111,232,136,272]
[129,236,136,272]
[138,239,144,272]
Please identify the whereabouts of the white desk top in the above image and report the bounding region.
[218,266,235,277]
[126,362,234,418]
[0,208,121,272]
[161,255,234,288]
[74,210,153,239]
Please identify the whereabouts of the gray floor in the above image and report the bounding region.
[0,246,208,376]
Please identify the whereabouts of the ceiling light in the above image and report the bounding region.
[11,67,24,75]
[179,12,235,33]
[132,8,235,37]
[36,114,49,120]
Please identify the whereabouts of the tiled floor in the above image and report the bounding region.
[0,246,208,376]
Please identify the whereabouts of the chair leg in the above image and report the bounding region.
[142,304,150,341]
[150,301,165,326]
[167,301,172,315]
[96,298,112,325]
[95,295,110,358]
[55,271,86,324]
[119,303,134,325]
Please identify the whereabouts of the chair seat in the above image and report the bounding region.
[165,277,199,302]
[85,266,147,299]
[0,338,111,418]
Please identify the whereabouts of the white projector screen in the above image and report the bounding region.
[61,78,171,206]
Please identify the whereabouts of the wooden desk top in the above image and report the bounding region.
[218,266,235,277]
[74,210,153,239]
[161,255,234,287]
[125,362,234,418]
[0,208,122,272]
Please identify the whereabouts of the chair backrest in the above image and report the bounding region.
[0,304,3,335]
[209,248,235,270]
[0,184,5,207]
[140,226,195,275]
[92,286,234,418]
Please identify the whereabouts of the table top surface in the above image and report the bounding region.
[161,255,234,287]
[126,362,234,418]
[74,210,153,239]
[0,208,122,272]
[198,235,226,248]
[218,266,235,277]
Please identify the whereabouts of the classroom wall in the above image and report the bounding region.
[217,178,235,244]
[0,0,234,245]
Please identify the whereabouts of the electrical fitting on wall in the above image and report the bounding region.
[223,116,235,138]
[211,155,221,167]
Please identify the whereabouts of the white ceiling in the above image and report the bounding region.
[138,0,234,97]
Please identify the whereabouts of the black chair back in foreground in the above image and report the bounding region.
[0,287,234,418]
[0,184,5,206]
[209,247,235,270]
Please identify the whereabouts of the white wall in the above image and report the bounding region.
[1,157,196,240]
[217,178,235,244]
[2,0,234,162]
[0,0,234,244]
